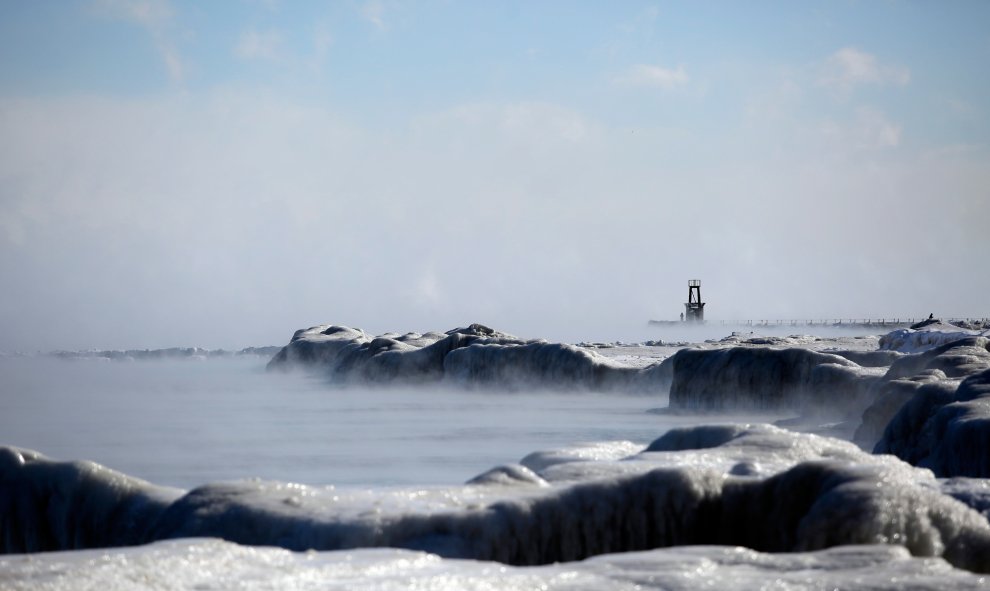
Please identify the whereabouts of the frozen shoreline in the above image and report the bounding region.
[2,321,990,588]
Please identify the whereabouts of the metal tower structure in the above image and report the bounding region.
[684,279,705,322]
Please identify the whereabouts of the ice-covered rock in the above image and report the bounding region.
[666,347,878,415]
[443,341,641,390]
[0,447,180,553]
[848,338,989,451]
[853,370,957,448]
[269,323,526,383]
[626,423,881,482]
[879,322,990,353]
[519,440,645,476]
[268,325,373,368]
[939,478,990,521]
[829,349,905,367]
[266,323,670,392]
[5,428,990,573]
[875,367,990,477]
[646,424,755,452]
[465,464,549,488]
[882,337,990,381]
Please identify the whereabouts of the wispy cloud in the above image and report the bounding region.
[818,47,910,96]
[96,0,172,26]
[94,0,184,82]
[613,63,688,89]
[235,28,284,61]
[617,5,660,33]
[417,102,597,147]
[362,0,387,30]
[944,96,976,117]
[820,107,902,150]
[855,107,902,148]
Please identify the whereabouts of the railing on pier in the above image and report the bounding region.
[715,318,989,328]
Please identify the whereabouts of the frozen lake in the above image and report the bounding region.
[0,356,748,489]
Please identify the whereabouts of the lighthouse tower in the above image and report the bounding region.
[684,279,705,322]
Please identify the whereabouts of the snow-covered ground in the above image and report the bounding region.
[2,320,989,588]
[3,540,985,590]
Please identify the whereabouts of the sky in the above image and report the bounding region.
[1,1,988,351]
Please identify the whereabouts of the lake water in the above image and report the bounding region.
[5,345,990,589]
[0,356,734,489]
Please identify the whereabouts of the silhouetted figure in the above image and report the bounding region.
[680,312,684,322]
[929,313,934,320]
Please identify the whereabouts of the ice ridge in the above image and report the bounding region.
[266,323,660,391]
[666,347,874,414]
[4,429,990,573]
[875,367,990,477]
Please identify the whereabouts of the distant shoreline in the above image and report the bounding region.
[0,346,282,361]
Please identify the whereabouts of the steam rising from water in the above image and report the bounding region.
[0,356,702,488]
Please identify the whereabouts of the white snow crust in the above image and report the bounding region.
[1,539,986,591]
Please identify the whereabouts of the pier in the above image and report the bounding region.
[648,318,990,330]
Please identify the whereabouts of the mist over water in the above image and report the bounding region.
[0,356,759,489]
[614,321,889,346]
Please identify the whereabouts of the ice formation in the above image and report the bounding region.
[266,323,666,391]
[853,369,957,447]
[0,447,180,551]
[883,337,990,380]
[4,422,990,572]
[875,367,990,477]
[851,342,978,443]
[880,321,990,354]
[658,327,990,478]
[665,347,877,415]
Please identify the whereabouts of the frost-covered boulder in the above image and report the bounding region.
[443,341,641,390]
[880,322,990,353]
[875,368,990,477]
[532,424,872,484]
[266,323,667,392]
[849,338,990,452]
[0,447,179,553]
[882,337,990,381]
[940,478,990,521]
[266,325,372,368]
[853,370,957,449]
[830,349,904,367]
[268,324,527,382]
[465,464,549,487]
[5,434,990,573]
[714,460,990,570]
[646,424,752,452]
[667,347,875,415]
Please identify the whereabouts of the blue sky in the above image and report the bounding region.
[1,1,988,349]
